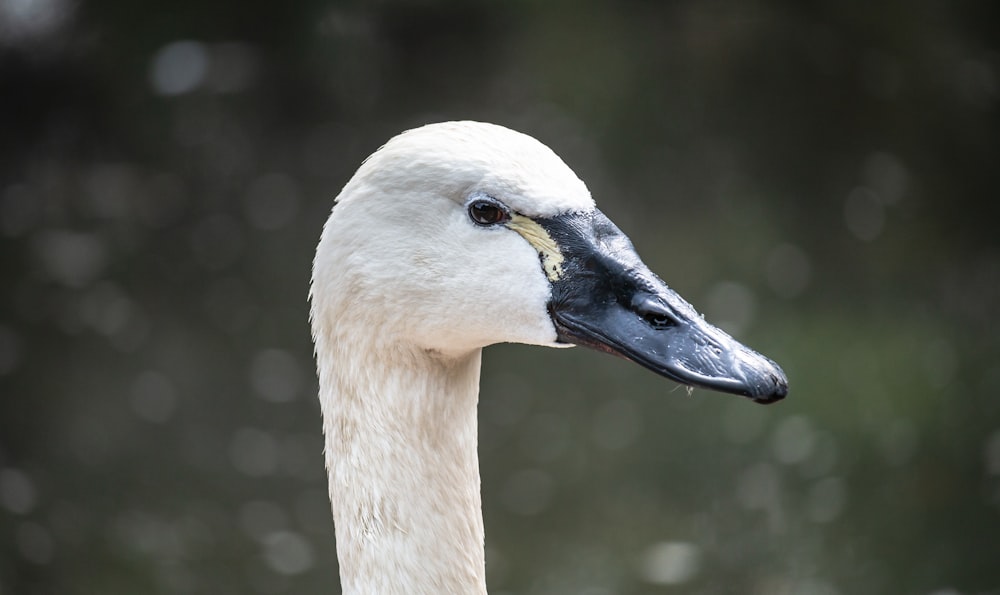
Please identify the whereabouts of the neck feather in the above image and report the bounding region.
[316,334,487,595]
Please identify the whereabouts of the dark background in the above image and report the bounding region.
[2,1,999,593]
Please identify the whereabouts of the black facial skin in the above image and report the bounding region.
[539,209,788,404]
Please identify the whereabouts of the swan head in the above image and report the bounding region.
[312,121,787,403]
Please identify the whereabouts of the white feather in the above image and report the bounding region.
[311,121,595,594]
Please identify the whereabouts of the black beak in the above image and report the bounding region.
[538,209,788,404]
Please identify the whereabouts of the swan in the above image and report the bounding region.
[309,121,787,594]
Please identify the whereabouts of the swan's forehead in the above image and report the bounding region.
[367,121,594,217]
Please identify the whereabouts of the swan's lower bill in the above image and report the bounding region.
[526,208,788,404]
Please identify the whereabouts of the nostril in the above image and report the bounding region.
[632,295,677,330]
[644,313,673,329]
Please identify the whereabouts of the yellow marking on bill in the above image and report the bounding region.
[507,215,565,281]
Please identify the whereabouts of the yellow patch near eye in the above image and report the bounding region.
[507,214,565,281]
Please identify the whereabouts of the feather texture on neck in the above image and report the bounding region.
[314,328,487,595]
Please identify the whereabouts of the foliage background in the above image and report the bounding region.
[1,0,998,593]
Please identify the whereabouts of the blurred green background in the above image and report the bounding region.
[2,0,999,593]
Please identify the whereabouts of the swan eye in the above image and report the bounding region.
[468,199,510,226]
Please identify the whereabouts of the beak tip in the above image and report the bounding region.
[751,385,787,404]
[748,368,788,404]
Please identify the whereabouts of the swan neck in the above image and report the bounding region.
[318,341,486,594]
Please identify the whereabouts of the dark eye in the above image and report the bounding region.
[468,199,510,226]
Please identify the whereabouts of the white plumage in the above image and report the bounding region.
[310,121,786,594]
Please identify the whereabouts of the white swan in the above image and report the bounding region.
[310,121,787,594]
